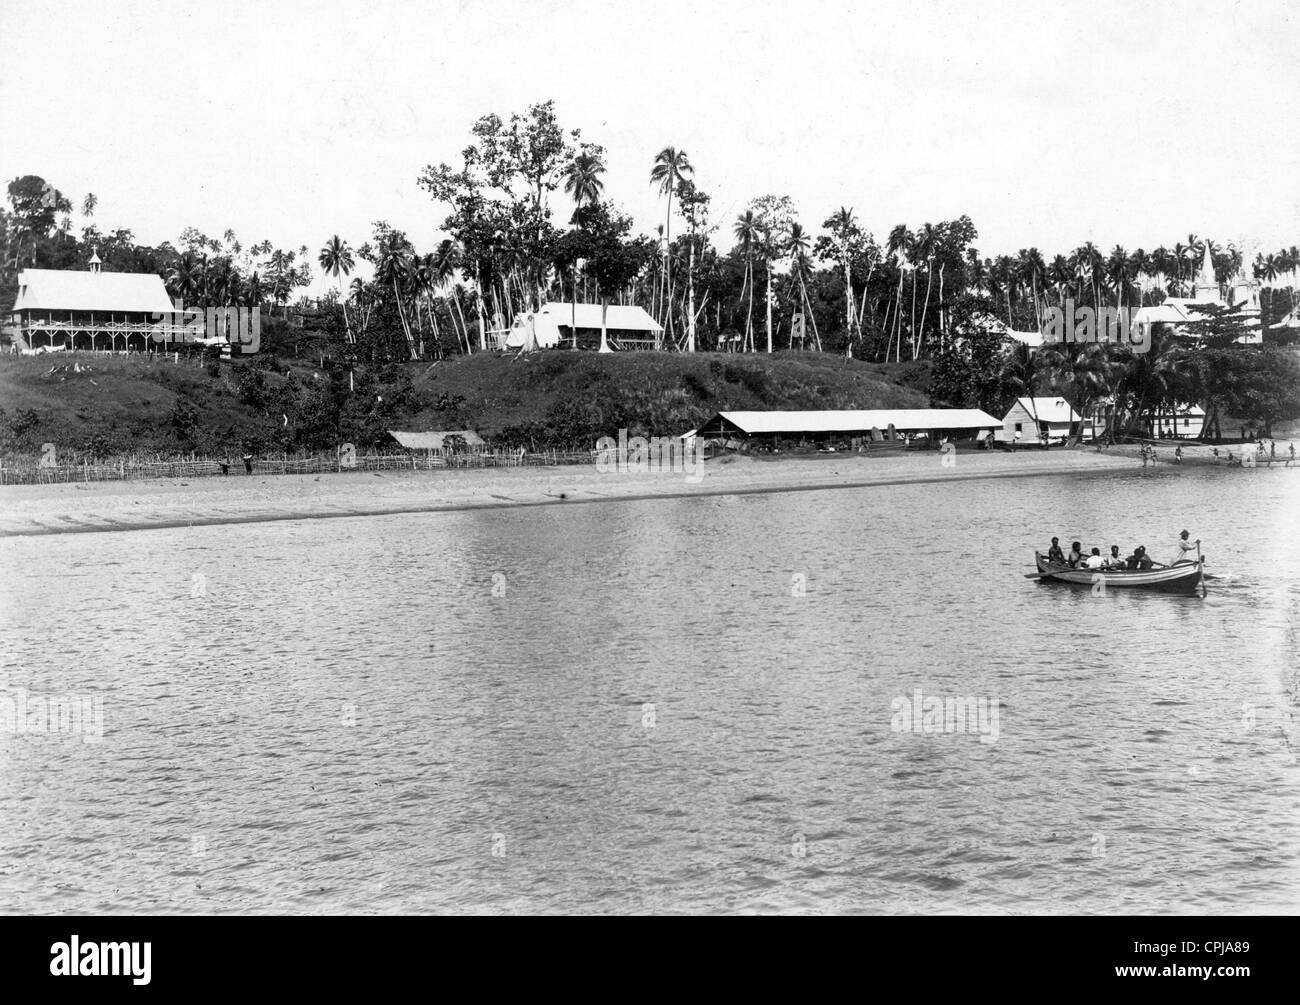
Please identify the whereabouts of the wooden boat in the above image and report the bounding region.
[1032,552,1205,594]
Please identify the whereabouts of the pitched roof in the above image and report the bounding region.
[12,268,175,314]
[704,408,1001,435]
[1013,397,1082,423]
[388,429,485,450]
[536,302,663,332]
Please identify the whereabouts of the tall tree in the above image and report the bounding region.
[319,235,356,342]
[649,146,693,346]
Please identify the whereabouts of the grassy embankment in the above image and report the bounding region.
[0,349,930,459]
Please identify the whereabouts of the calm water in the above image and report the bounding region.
[2,466,1298,914]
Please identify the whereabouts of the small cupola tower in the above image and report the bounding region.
[89,246,102,274]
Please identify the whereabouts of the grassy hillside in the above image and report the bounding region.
[0,349,929,459]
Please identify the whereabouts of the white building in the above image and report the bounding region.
[495,302,663,352]
[1133,246,1262,345]
[996,397,1097,445]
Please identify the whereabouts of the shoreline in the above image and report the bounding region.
[0,448,1232,538]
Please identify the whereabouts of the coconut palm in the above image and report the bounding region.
[733,210,760,352]
[319,235,356,342]
[886,224,910,362]
[167,253,202,305]
[562,151,605,348]
[648,146,693,342]
[81,193,97,219]
[786,221,820,350]
[375,232,417,359]
[1038,342,1121,440]
[561,151,605,210]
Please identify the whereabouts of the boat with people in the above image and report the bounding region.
[1030,552,1205,594]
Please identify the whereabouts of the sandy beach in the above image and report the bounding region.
[0,443,1227,537]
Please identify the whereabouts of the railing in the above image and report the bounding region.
[0,449,597,485]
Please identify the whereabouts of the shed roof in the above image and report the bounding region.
[701,408,1002,435]
[12,268,176,314]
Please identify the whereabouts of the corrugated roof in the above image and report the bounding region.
[1014,397,1081,423]
[536,302,663,332]
[388,429,485,450]
[707,409,1001,435]
[12,268,175,314]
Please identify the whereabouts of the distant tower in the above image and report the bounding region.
[1192,245,1220,303]
[89,246,102,275]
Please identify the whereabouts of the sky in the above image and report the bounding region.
[1,0,1296,296]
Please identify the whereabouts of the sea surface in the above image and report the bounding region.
[2,465,1298,914]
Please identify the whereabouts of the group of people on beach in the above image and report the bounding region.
[1212,440,1296,467]
[1046,530,1200,572]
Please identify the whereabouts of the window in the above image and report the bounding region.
[1184,418,1189,427]
[1014,422,1022,432]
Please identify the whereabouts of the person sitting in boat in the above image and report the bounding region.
[1067,541,1084,567]
[1084,547,1105,569]
[1103,545,1124,569]
[1047,537,1065,564]
[1125,546,1154,571]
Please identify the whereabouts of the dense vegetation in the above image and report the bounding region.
[0,345,928,459]
[3,98,1299,448]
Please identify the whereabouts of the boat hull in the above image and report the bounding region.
[1033,553,1204,594]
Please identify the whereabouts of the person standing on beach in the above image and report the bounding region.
[1289,443,1296,467]
[242,451,253,474]
[1174,445,1183,464]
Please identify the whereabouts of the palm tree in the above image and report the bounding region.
[167,253,201,306]
[562,151,605,348]
[1038,342,1121,441]
[649,146,693,344]
[786,221,820,350]
[826,207,858,351]
[562,151,605,209]
[319,235,356,342]
[376,232,417,359]
[81,193,97,219]
[734,210,759,351]
[886,224,909,362]
[1049,255,1072,307]
[1106,245,1130,309]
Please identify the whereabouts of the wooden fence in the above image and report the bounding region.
[0,449,597,485]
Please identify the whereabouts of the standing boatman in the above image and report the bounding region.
[1172,528,1200,565]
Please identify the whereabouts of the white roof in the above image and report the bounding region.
[388,429,485,450]
[1005,329,1045,348]
[12,268,175,314]
[1133,303,1193,325]
[536,302,663,333]
[707,409,1002,434]
[1012,397,1082,423]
